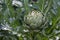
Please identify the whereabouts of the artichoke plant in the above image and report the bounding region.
[24,10,45,29]
[0,0,60,40]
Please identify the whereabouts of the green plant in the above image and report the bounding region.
[0,0,60,40]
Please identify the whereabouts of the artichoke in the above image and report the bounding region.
[24,10,45,29]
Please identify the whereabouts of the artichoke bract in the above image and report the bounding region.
[24,10,45,29]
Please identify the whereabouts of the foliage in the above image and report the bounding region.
[0,0,60,40]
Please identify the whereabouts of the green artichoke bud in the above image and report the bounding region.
[24,10,45,29]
